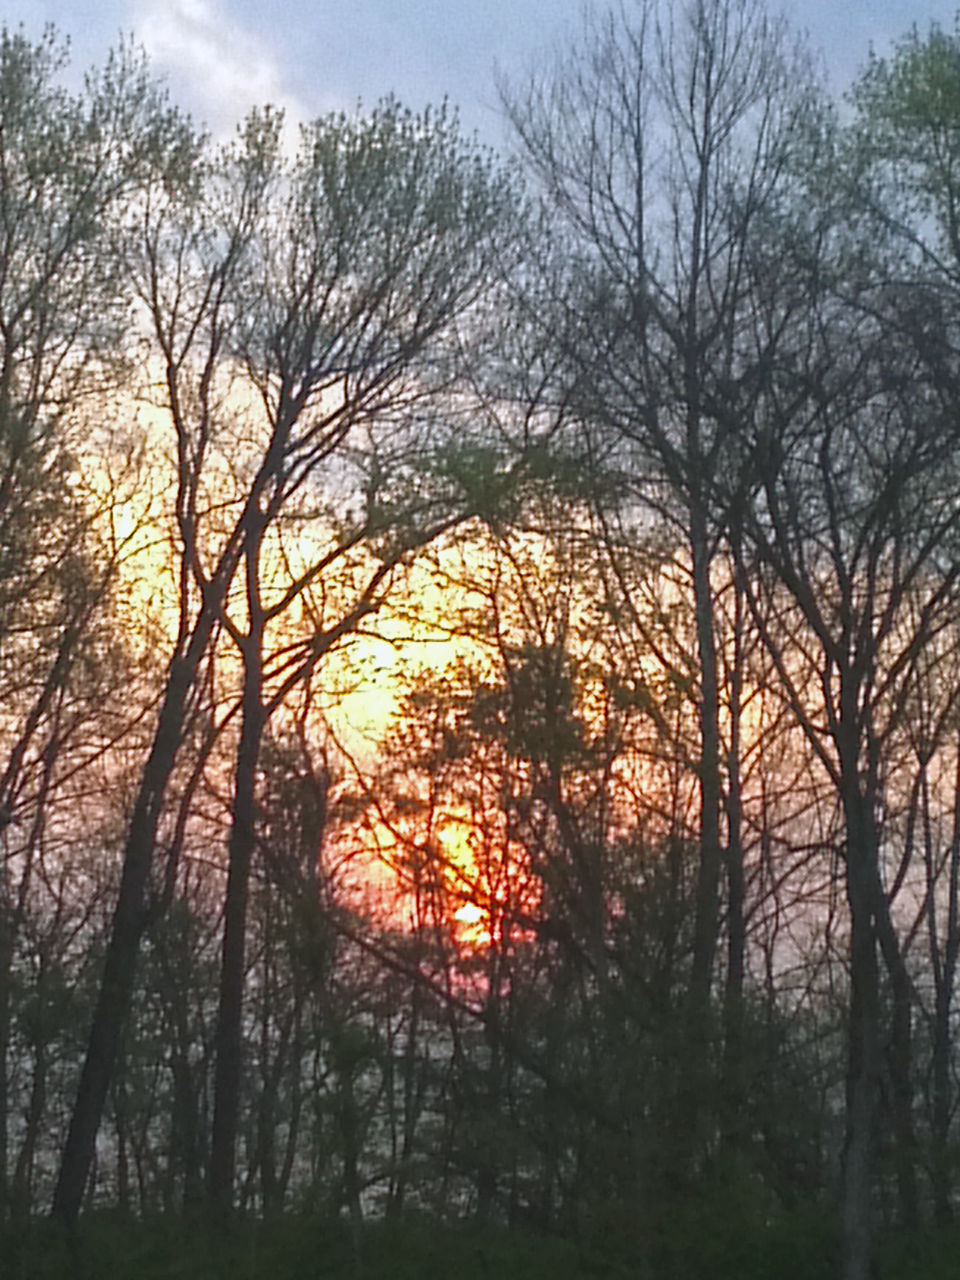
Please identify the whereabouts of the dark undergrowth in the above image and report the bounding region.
[1,1208,957,1279]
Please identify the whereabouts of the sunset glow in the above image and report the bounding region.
[9,14,960,1276]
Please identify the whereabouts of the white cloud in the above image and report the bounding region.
[133,0,306,141]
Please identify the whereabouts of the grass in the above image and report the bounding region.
[1,1215,584,1280]
[1,1207,957,1279]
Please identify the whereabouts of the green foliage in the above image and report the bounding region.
[234,95,523,399]
[577,1182,838,1280]
[644,1168,835,1280]
[0,24,193,386]
[21,1207,960,1280]
[853,21,960,262]
[0,1215,588,1280]
[468,641,587,766]
[880,1223,960,1280]
[435,441,521,525]
[854,23,960,146]
[7,8,960,1276]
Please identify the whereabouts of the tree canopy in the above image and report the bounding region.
[2,10,960,1280]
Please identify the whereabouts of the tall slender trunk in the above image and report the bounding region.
[11,1035,46,1218]
[669,500,723,1183]
[113,1075,131,1216]
[0,893,9,1219]
[690,502,723,1010]
[873,888,917,1226]
[209,531,266,1214]
[842,865,879,1280]
[52,618,217,1225]
[338,1063,364,1232]
[208,690,263,1211]
[169,1050,203,1211]
[839,712,881,1280]
[722,547,745,1142]
[932,740,960,1224]
[386,979,422,1221]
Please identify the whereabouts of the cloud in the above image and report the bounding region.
[133,0,305,140]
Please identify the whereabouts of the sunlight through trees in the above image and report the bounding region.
[3,8,960,1279]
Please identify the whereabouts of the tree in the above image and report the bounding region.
[53,91,522,1222]
[501,0,820,1170]
[716,23,960,1269]
[0,27,184,1219]
[729,125,960,1275]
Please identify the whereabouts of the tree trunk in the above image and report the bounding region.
[11,1036,46,1218]
[932,742,960,1224]
[208,680,264,1212]
[690,502,723,1012]
[722,547,746,1143]
[842,874,879,1280]
[52,624,216,1225]
[873,890,917,1227]
[673,502,723,1178]
[209,533,266,1215]
[839,719,881,1280]
[0,894,10,1220]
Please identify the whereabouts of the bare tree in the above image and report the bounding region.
[501,0,820,1165]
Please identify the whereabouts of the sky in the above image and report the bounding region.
[9,0,960,150]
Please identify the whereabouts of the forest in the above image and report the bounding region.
[3,3,960,1278]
